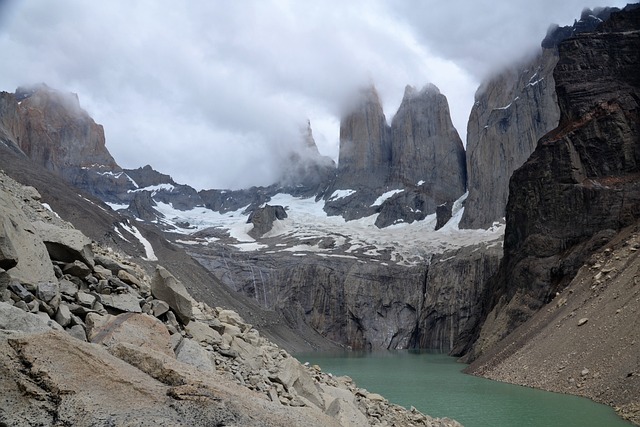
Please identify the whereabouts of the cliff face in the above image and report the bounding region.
[334,86,391,190]
[390,84,466,195]
[464,5,640,361]
[460,49,560,229]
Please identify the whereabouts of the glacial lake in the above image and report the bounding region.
[295,350,633,427]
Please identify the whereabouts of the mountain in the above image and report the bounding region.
[460,5,640,423]
[460,6,620,230]
[325,83,467,227]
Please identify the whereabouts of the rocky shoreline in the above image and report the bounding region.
[1,169,461,426]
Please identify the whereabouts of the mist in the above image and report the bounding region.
[0,0,630,189]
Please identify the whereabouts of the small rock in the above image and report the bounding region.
[92,265,113,280]
[36,281,59,302]
[59,278,78,297]
[63,260,92,278]
[8,281,34,302]
[577,318,589,326]
[76,291,96,307]
[150,299,170,318]
[54,304,72,327]
[13,300,29,312]
[581,368,590,377]
[67,324,87,341]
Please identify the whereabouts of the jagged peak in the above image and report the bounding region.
[402,83,441,101]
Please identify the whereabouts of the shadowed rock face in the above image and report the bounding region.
[463,5,640,361]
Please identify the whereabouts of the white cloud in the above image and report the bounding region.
[0,0,630,189]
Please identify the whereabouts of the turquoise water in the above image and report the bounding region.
[296,350,633,427]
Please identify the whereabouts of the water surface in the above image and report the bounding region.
[296,350,632,427]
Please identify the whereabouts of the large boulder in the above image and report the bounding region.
[32,220,94,267]
[151,266,193,325]
[0,189,56,285]
[247,204,287,238]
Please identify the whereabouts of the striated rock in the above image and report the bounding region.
[390,84,466,195]
[151,266,193,325]
[247,204,287,238]
[466,6,640,361]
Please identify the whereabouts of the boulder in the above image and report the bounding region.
[0,216,18,270]
[36,281,59,303]
[184,321,222,346]
[0,301,61,333]
[63,260,92,278]
[151,266,192,325]
[247,204,287,238]
[174,337,213,372]
[54,304,72,327]
[32,220,94,267]
[90,312,174,357]
[99,293,143,313]
[0,190,56,285]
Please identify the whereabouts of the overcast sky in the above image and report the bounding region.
[0,1,629,189]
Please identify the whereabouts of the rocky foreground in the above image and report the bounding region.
[0,170,461,426]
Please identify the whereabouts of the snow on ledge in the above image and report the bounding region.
[329,189,356,201]
[371,189,403,207]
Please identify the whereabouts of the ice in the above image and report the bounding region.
[105,202,128,211]
[371,189,403,207]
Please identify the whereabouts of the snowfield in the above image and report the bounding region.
[153,192,504,266]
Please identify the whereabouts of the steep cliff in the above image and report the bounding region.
[460,49,560,229]
[390,84,466,194]
[463,5,640,361]
[460,7,620,230]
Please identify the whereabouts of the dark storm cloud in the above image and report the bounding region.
[0,0,629,189]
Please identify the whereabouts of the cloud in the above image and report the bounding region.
[0,0,630,189]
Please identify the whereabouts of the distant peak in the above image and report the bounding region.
[402,83,441,101]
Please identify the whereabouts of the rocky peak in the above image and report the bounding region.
[389,83,466,196]
[541,6,620,48]
[335,85,391,189]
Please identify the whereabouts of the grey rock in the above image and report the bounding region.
[54,304,72,327]
[32,220,94,267]
[76,291,96,307]
[247,204,287,238]
[185,320,222,346]
[59,278,78,297]
[435,202,453,231]
[461,48,560,229]
[92,264,112,280]
[389,84,466,197]
[578,318,589,326]
[151,266,192,325]
[0,215,19,270]
[100,293,143,313]
[63,260,92,278]
[0,301,60,333]
[175,337,213,372]
[36,281,59,302]
[94,255,126,275]
[67,324,87,341]
[8,281,34,302]
[13,300,29,312]
[150,299,170,317]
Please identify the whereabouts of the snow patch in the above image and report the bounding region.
[119,222,158,261]
[495,96,520,110]
[371,189,403,207]
[329,189,356,201]
[105,202,128,211]
[41,203,60,219]
[128,183,175,194]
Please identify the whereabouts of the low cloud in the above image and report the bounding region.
[0,0,629,189]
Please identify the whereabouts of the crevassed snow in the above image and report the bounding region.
[151,190,504,266]
[371,189,403,207]
[329,189,356,201]
[119,222,158,261]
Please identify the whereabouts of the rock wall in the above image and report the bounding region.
[460,48,560,229]
[463,5,640,361]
